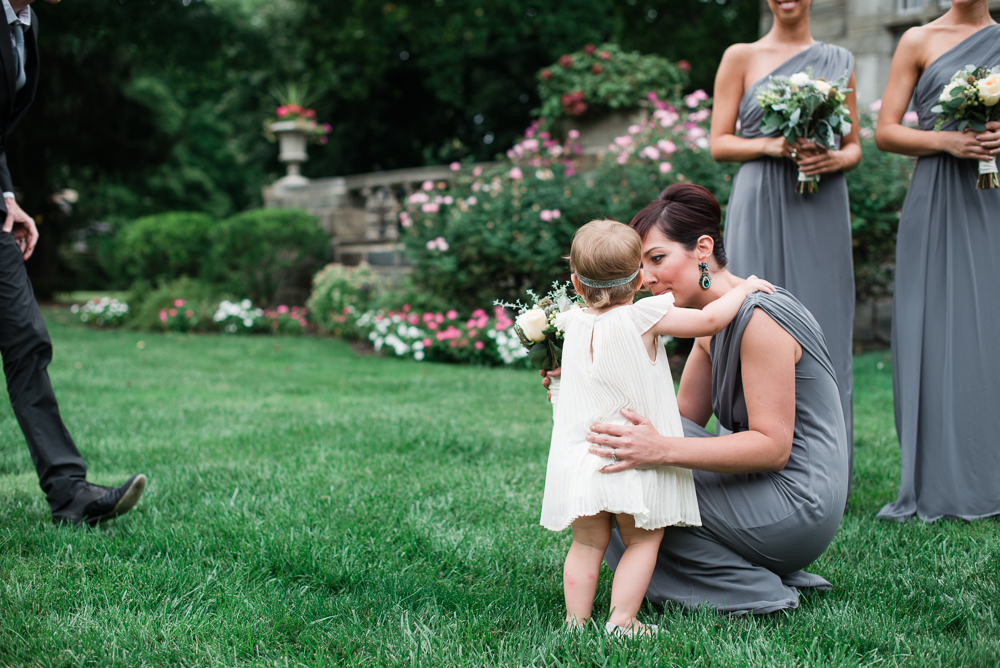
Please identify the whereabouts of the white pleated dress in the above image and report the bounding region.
[540,293,701,531]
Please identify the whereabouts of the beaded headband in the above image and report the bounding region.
[576,268,640,289]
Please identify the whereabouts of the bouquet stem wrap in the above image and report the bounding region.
[796,169,819,194]
[978,157,999,190]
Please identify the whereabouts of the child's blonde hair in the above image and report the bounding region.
[570,219,643,308]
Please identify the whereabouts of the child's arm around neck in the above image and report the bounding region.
[647,276,774,340]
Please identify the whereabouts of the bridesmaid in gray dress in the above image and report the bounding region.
[578,185,849,614]
[710,0,861,491]
[874,6,1000,522]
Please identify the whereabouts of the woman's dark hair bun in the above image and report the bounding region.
[629,183,728,268]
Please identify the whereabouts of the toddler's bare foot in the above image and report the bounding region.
[605,620,659,638]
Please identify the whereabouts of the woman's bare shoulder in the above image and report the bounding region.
[740,307,801,361]
[718,43,753,72]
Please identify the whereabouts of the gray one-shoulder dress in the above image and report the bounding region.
[878,24,1000,523]
[605,289,849,614]
[723,43,856,489]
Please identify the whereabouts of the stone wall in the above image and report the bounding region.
[263,165,462,282]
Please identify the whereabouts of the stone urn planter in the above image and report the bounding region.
[558,106,648,156]
[271,120,310,188]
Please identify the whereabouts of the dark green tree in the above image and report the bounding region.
[295,0,758,176]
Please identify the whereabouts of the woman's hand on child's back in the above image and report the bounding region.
[741,276,775,297]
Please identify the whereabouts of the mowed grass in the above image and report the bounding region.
[1,312,998,667]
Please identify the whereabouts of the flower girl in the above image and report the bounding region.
[542,219,772,636]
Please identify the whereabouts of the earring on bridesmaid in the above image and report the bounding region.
[699,262,711,290]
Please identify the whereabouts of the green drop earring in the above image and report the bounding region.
[699,262,711,290]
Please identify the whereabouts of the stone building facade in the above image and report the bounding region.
[760,0,1000,105]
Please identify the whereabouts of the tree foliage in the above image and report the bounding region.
[14,0,757,293]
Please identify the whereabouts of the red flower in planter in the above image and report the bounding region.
[558,54,573,69]
[541,68,552,81]
[583,44,596,55]
[591,64,603,74]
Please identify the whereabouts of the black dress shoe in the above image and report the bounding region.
[52,474,147,526]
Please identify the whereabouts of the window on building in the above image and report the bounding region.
[897,0,923,13]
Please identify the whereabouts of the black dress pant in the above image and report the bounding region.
[0,232,86,511]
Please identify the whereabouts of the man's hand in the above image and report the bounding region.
[3,197,38,260]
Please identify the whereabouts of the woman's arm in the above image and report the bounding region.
[875,29,992,160]
[676,337,714,427]
[795,73,863,176]
[648,277,773,339]
[588,309,799,474]
[709,44,793,163]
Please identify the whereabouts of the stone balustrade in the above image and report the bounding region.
[263,164,466,280]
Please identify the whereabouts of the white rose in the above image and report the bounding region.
[515,309,548,342]
[814,79,832,95]
[788,72,811,87]
[978,76,1000,106]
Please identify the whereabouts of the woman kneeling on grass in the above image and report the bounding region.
[544,184,850,616]
[542,219,774,636]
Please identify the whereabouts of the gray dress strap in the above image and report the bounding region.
[723,43,857,494]
[605,289,850,614]
[879,24,1000,522]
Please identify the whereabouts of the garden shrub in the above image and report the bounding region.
[206,208,329,306]
[113,212,214,285]
[306,262,388,338]
[128,277,224,332]
[537,43,687,127]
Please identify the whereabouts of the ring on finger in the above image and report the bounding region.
[790,149,798,159]
[610,448,617,463]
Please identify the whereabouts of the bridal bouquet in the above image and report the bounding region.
[931,65,1000,189]
[496,283,583,406]
[757,69,853,194]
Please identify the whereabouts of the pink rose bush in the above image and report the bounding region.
[393,88,731,310]
[536,43,688,125]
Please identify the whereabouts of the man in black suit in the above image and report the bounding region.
[1,0,146,525]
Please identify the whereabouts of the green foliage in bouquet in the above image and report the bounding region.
[113,212,214,285]
[758,69,852,150]
[931,65,1000,133]
[500,283,581,372]
[536,43,687,127]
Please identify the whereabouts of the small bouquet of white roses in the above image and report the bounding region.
[931,65,1000,189]
[496,282,583,407]
[757,68,853,194]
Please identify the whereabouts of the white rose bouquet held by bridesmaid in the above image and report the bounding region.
[932,65,1000,189]
[497,283,582,406]
[757,70,853,193]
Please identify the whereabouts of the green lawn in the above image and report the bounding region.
[1,312,997,667]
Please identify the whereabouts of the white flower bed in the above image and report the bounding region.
[213,299,265,333]
[71,298,129,327]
